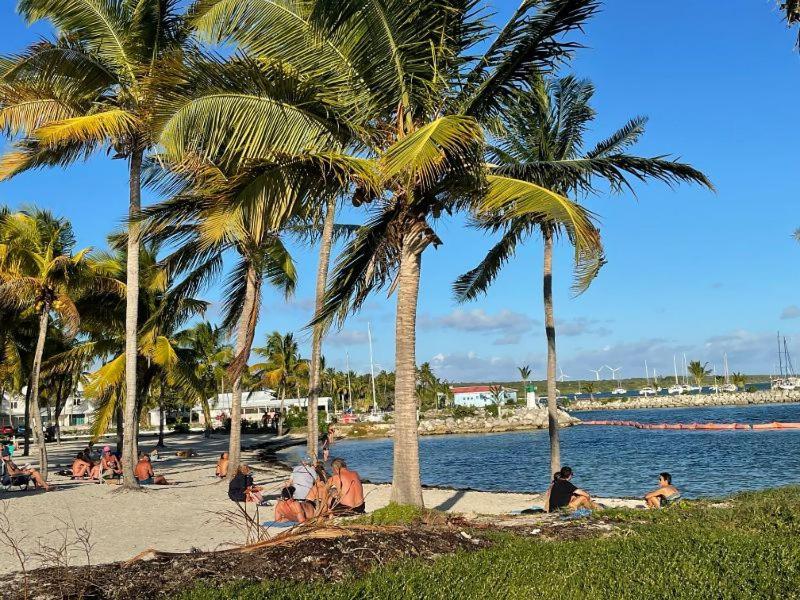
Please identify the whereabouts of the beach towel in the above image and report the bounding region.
[560,508,592,520]
[261,521,298,528]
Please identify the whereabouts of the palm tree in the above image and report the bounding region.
[253,332,308,437]
[176,322,232,432]
[687,361,712,387]
[0,0,193,488]
[731,372,747,390]
[488,385,504,419]
[0,209,95,479]
[518,365,532,403]
[581,381,595,400]
[50,242,207,449]
[154,0,613,506]
[454,77,712,476]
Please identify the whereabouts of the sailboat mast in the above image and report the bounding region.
[673,355,679,384]
[683,353,689,385]
[644,360,649,385]
[724,353,730,384]
[346,352,353,410]
[778,332,784,378]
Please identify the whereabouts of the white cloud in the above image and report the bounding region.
[326,330,369,347]
[557,317,612,337]
[420,308,537,334]
[781,305,800,320]
[428,351,538,382]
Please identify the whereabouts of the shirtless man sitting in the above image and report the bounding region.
[274,485,314,523]
[71,452,93,479]
[134,453,169,485]
[644,472,680,508]
[329,458,365,514]
[215,452,229,478]
[2,450,54,491]
[546,466,599,512]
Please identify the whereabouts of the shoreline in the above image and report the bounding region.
[567,390,800,412]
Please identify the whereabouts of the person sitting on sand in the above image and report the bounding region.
[275,485,314,523]
[288,460,317,501]
[134,453,169,485]
[546,466,598,512]
[71,451,93,479]
[329,458,365,514]
[644,472,680,508]
[2,449,54,491]
[215,452,229,478]
[228,464,263,503]
[306,463,332,516]
[91,446,122,480]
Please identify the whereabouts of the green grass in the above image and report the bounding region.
[350,502,445,526]
[182,488,800,600]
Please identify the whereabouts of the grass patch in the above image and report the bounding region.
[350,502,445,526]
[181,488,800,600]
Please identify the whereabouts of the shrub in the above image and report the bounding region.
[452,405,477,419]
[171,420,190,434]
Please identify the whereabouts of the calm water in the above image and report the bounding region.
[282,403,800,499]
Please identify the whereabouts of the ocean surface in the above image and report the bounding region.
[280,403,800,499]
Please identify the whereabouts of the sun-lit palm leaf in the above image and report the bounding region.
[18,0,138,84]
[33,109,140,148]
[381,115,482,188]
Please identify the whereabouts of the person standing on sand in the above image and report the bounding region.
[329,458,365,514]
[644,472,680,508]
[546,466,598,512]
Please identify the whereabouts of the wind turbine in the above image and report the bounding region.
[589,368,603,381]
[605,366,621,381]
[558,368,571,382]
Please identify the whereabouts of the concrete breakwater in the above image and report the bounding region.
[568,390,800,412]
[337,408,578,439]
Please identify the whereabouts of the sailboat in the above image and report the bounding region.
[721,353,737,393]
[668,355,683,395]
[772,333,799,391]
[639,360,656,396]
[683,353,701,393]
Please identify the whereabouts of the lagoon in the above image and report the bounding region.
[285,403,800,499]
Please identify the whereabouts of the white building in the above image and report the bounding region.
[0,382,96,430]
[147,389,332,427]
[449,385,518,408]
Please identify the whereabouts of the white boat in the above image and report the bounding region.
[721,354,737,393]
[684,385,701,393]
[611,387,627,395]
[709,384,720,393]
[667,385,683,395]
[639,361,656,396]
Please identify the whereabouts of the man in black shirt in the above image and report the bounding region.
[546,466,598,512]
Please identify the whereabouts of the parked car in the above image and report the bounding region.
[15,425,30,437]
[0,425,13,436]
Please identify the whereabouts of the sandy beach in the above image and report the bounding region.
[0,433,641,574]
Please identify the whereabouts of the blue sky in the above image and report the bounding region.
[0,1,798,382]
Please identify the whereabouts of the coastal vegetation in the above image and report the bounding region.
[23,486,788,600]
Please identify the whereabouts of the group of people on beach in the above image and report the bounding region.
[544,466,680,512]
[1,442,54,491]
[70,444,122,481]
[217,451,365,525]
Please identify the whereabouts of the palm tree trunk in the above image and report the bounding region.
[390,245,424,507]
[227,263,260,480]
[22,376,32,456]
[122,148,143,489]
[277,387,286,437]
[53,377,66,446]
[157,401,165,447]
[29,307,50,480]
[115,403,123,453]
[543,228,561,476]
[307,196,336,459]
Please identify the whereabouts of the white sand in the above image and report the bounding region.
[0,433,641,574]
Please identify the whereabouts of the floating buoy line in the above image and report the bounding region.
[580,420,800,430]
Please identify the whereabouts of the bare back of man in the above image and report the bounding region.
[330,459,364,512]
